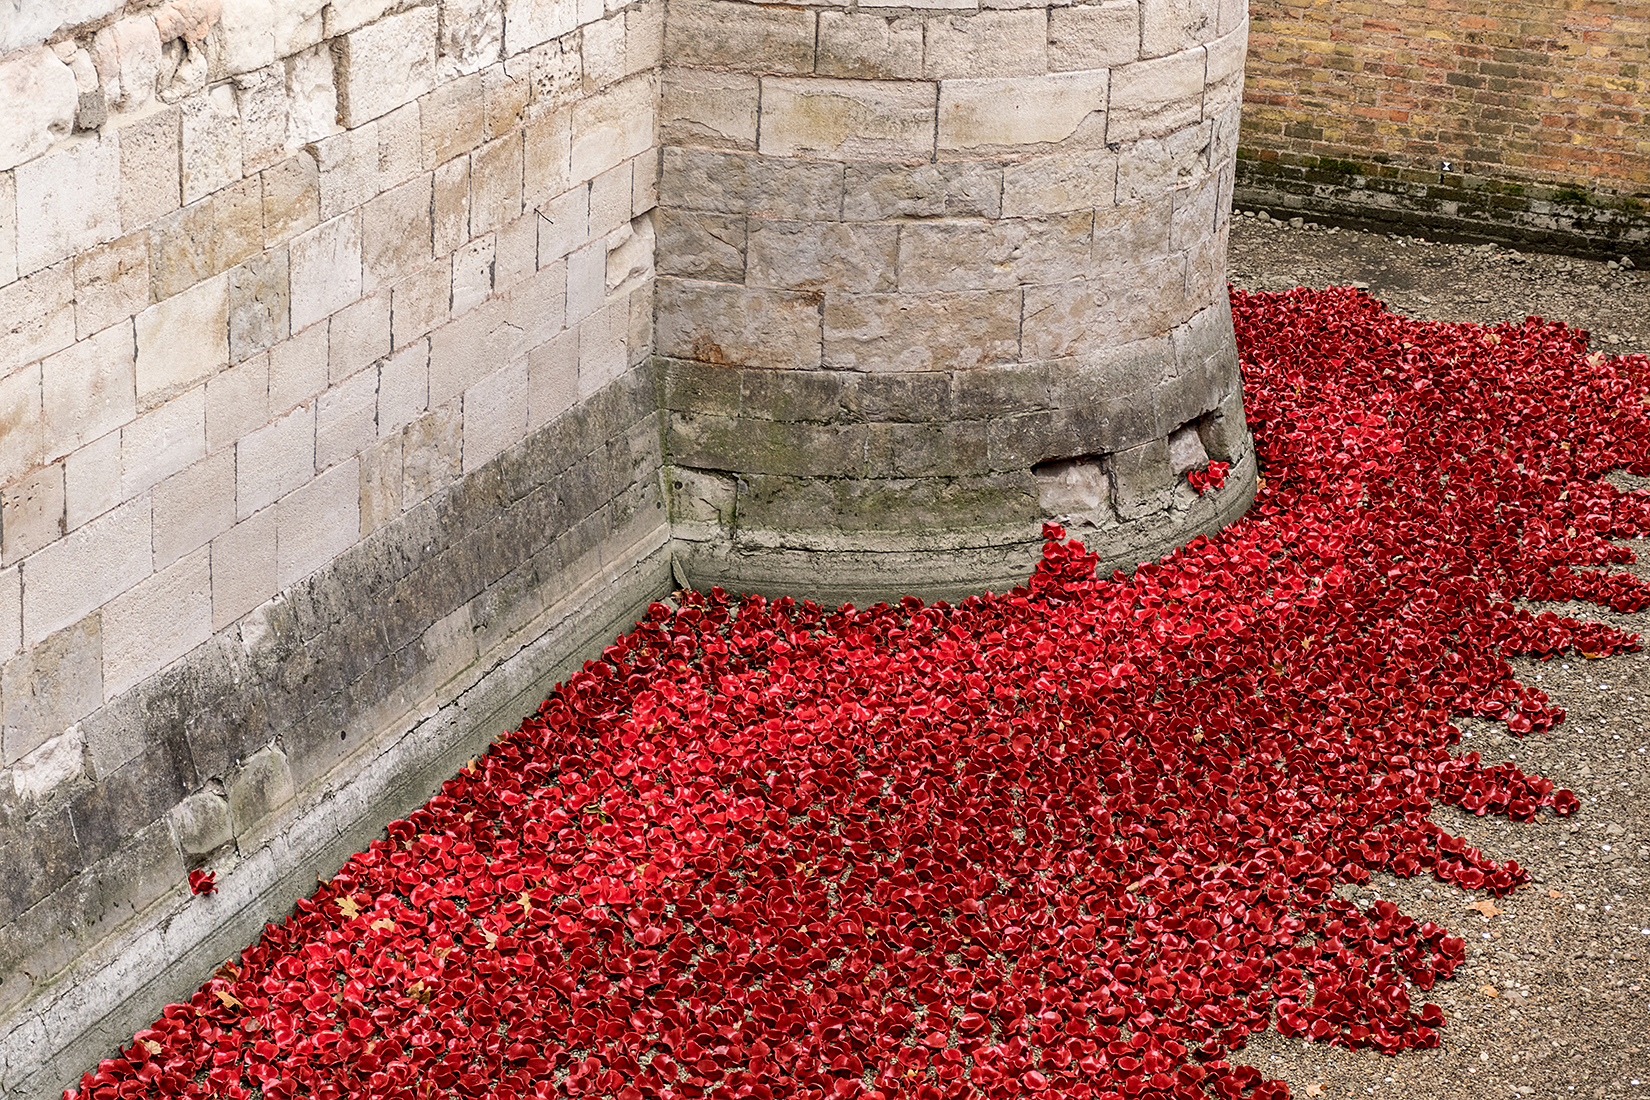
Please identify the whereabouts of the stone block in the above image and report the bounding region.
[1,619,100,771]
[570,72,657,182]
[359,431,403,536]
[401,403,462,509]
[432,155,472,257]
[582,11,627,91]
[204,354,269,452]
[1022,262,1187,360]
[496,211,539,290]
[523,106,573,211]
[747,220,898,293]
[289,213,363,333]
[262,151,321,248]
[1169,172,1220,251]
[566,239,605,324]
[171,790,231,854]
[462,358,530,473]
[134,271,229,404]
[518,38,581,116]
[1114,121,1212,202]
[759,77,937,161]
[209,509,277,630]
[336,6,438,127]
[1107,48,1207,144]
[469,56,531,144]
[924,10,1048,79]
[92,15,164,115]
[15,133,122,277]
[64,432,123,532]
[472,133,525,235]
[1,464,65,566]
[656,278,823,370]
[527,329,578,429]
[378,339,430,438]
[41,323,138,462]
[738,366,849,424]
[896,212,1094,292]
[938,70,1109,153]
[823,289,1021,372]
[122,386,206,498]
[286,41,338,146]
[606,214,653,293]
[1166,417,1210,475]
[317,367,381,471]
[537,185,590,264]
[118,107,183,228]
[0,363,45,488]
[227,745,295,834]
[237,403,315,519]
[391,263,451,350]
[1111,437,1173,519]
[815,11,923,79]
[626,1,666,76]
[329,293,391,383]
[0,47,78,173]
[276,457,359,587]
[661,147,845,221]
[429,296,525,407]
[655,209,745,282]
[1141,0,1218,58]
[1049,1,1140,71]
[848,371,950,423]
[1001,148,1119,215]
[359,174,433,295]
[211,0,324,76]
[20,498,149,649]
[665,0,814,73]
[269,321,329,413]
[420,71,487,169]
[1204,18,1247,118]
[10,725,86,803]
[660,67,758,151]
[0,170,14,286]
[235,64,290,176]
[841,161,1002,220]
[227,249,291,363]
[503,0,578,54]
[0,261,75,372]
[73,232,150,339]
[0,567,17,659]
[102,543,211,698]
[148,177,263,302]
[576,299,628,399]
[440,0,504,79]
[1094,194,1173,269]
[180,84,243,205]
[452,235,497,316]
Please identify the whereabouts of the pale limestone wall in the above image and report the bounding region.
[0,1,667,1095]
[656,0,1256,605]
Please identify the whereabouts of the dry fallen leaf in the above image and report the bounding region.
[1305,1083,1328,1098]
[338,895,362,920]
[213,989,243,1010]
[1480,985,1499,998]
[1469,899,1504,919]
[370,917,396,932]
[1548,889,1563,899]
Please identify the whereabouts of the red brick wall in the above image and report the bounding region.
[1241,0,1650,195]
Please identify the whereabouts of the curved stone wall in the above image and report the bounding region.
[657,0,1257,606]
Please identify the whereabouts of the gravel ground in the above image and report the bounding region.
[1226,216,1650,1100]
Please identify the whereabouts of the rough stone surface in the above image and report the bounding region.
[0,47,78,173]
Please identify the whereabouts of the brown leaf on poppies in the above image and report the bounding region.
[338,895,362,920]
[213,989,243,1010]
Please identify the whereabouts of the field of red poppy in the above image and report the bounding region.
[70,284,1650,1100]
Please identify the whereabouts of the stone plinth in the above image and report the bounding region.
[658,0,1256,606]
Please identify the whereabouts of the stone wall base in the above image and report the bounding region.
[1235,154,1650,261]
